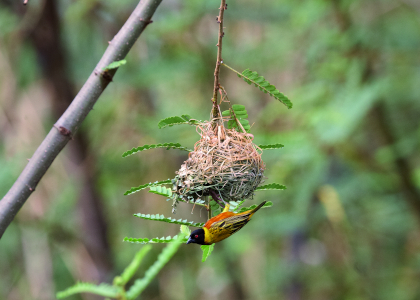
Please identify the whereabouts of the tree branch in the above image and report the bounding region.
[211,0,227,120]
[0,0,163,238]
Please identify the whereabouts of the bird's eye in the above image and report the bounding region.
[194,234,199,238]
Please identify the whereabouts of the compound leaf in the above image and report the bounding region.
[122,143,191,157]
[236,201,273,213]
[124,179,172,196]
[258,143,284,150]
[255,183,287,191]
[134,213,204,227]
[158,115,200,129]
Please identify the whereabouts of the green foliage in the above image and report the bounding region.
[56,282,120,299]
[57,229,186,299]
[126,234,184,299]
[240,69,292,109]
[133,212,204,227]
[258,143,284,150]
[103,59,126,70]
[222,64,293,109]
[158,115,200,129]
[200,244,215,262]
[222,104,251,132]
[148,185,173,197]
[124,179,172,196]
[255,183,287,191]
[123,235,187,244]
[232,199,247,213]
[122,143,191,157]
[115,245,152,286]
[147,185,207,206]
[236,201,273,213]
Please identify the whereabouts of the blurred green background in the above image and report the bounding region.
[1,0,420,299]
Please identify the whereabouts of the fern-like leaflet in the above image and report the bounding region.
[258,143,284,150]
[235,201,273,213]
[255,183,287,191]
[133,212,204,227]
[124,179,172,196]
[222,64,292,109]
[148,185,207,206]
[122,143,191,158]
[125,234,185,299]
[222,104,251,133]
[149,185,173,197]
[158,115,200,129]
[123,235,187,244]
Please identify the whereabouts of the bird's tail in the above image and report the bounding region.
[251,200,267,214]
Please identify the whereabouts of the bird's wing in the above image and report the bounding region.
[209,212,251,236]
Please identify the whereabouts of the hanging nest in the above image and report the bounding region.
[172,120,265,212]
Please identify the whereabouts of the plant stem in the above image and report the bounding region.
[0,0,163,239]
[208,189,226,208]
[221,62,240,76]
[211,0,227,120]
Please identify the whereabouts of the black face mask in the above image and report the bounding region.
[187,228,206,245]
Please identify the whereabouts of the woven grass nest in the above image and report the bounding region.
[173,120,265,210]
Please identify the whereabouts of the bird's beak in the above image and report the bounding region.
[186,237,192,244]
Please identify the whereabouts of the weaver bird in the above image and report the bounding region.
[187,200,267,245]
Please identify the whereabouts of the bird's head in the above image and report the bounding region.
[186,229,206,245]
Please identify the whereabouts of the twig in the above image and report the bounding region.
[0,0,163,239]
[209,189,226,208]
[211,0,227,120]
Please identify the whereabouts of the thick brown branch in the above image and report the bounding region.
[0,0,163,238]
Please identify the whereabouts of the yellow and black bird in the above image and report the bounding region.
[187,200,267,245]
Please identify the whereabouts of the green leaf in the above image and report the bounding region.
[223,104,251,133]
[227,120,236,129]
[134,212,204,227]
[234,111,248,118]
[157,115,200,129]
[56,282,119,299]
[126,235,184,299]
[122,143,191,157]
[221,110,231,116]
[255,183,287,191]
[232,104,246,111]
[124,179,172,196]
[149,185,173,197]
[103,59,126,70]
[222,64,292,109]
[200,244,215,262]
[123,235,188,244]
[241,68,292,108]
[180,225,191,237]
[236,201,273,213]
[258,143,285,150]
[116,245,152,286]
[232,199,247,213]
